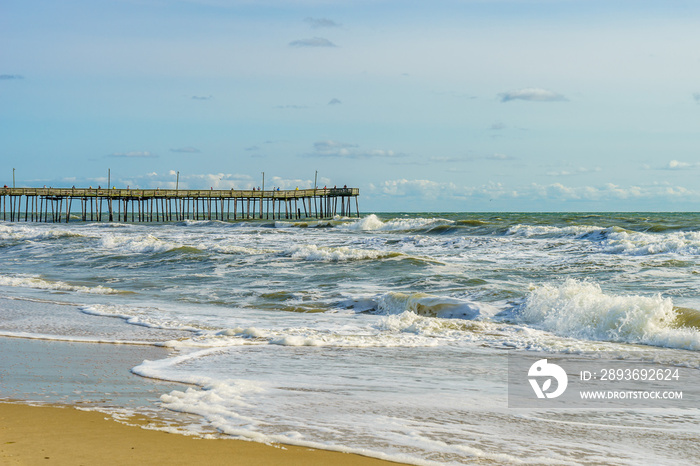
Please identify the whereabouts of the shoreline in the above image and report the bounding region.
[0,401,407,465]
[0,333,410,465]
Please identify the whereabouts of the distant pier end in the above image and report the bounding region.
[0,187,360,223]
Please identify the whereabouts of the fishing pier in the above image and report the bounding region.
[0,187,360,223]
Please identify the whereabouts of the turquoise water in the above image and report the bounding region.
[1,212,700,464]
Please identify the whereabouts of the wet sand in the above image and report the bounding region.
[0,402,405,465]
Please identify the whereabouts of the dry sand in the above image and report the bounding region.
[0,402,407,466]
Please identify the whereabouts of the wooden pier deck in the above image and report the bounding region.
[0,187,360,223]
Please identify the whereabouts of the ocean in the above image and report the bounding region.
[1,212,699,465]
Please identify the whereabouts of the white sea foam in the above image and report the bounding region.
[80,304,203,332]
[98,234,183,254]
[340,214,451,232]
[132,342,558,465]
[0,330,156,346]
[601,230,700,256]
[282,243,397,261]
[0,223,86,241]
[208,244,271,255]
[508,224,700,256]
[506,224,605,238]
[180,219,229,227]
[172,323,441,349]
[0,274,124,294]
[519,279,700,350]
[274,219,339,228]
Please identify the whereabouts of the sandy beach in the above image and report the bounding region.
[0,402,406,465]
[0,335,406,465]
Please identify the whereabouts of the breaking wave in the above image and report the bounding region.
[341,214,452,233]
[99,234,184,254]
[600,230,700,256]
[0,273,126,295]
[281,244,403,262]
[347,291,500,320]
[506,224,607,238]
[0,224,86,242]
[518,279,700,351]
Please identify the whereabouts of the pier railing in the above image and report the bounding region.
[0,187,360,223]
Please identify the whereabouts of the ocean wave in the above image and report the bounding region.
[506,224,609,239]
[340,214,453,233]
[99,232,272,257]
[600,230,700,256]
[507,224,700,256]
[99,234,184,255]
[0,330,158,346]
[209,244,272,255]
[274,219,339,229]
[674,307,700,329]
[178,219,227,227]
[518,279,700,351]
[134,348,541,466]
[456,219,491,226]
[176,324,442,349]
[80,304,203,332]
[281,244,403,262]
[0,273,126,294]
[0,224,86,242]
[372,292,500,320]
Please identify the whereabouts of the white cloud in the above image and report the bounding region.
[161,173,253,190]
[486,153,516,161]
[170,146,201,153]
[109,151,156,158]
[269,176,313,190]
[114,172,255,190]
[289,37,337,48]
[275,104,309,109]
[370,179,700,207]
[666,160,700,170]
[546,166,602,176]
[304,17,341,29]
[430,156,463,163]
[380,179,445,198]
[311,140,400,158]
[499,88,567,103]
[314,140,357,153]
[526,182,697,202]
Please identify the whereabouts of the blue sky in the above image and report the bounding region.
[2,0,700,212]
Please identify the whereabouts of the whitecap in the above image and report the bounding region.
[518,279,700,351]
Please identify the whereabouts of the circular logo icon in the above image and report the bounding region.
[528,359,568,399]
